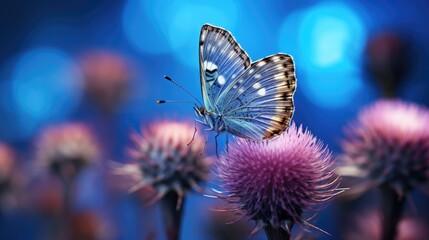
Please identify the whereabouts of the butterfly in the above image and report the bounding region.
[194,24,296,141]
[160,24,296,151]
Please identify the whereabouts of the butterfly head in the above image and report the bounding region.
[194,106,206,117]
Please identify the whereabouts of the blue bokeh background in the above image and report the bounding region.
[1,0,429,239]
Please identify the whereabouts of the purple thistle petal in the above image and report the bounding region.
[217,122,341,233]
[342,100,429,195]
[116,121,213,202]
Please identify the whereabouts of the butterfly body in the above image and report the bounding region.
[194,106,225,134]
[195,24,297,141]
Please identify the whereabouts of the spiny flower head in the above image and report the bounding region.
[217,123,340,233]
[125,121,213,204]
[36,124,100,178]
[342,100,429,195]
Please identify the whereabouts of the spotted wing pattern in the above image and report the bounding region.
[199,24,250,112]
[199,24,297,140]
[220,54,296,140]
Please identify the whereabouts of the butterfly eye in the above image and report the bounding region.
[199,107,205,115]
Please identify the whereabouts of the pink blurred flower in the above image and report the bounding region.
[217,123,341,236]
[341,100,429,196]
[113,121,213,240]
[80,50,131,112]
[115,121,213,204]
[36,123,100,179]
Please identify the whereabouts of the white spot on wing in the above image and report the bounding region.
[255,74,262,79]
[252,82,261,89]
[249,69,254,74]
[239,88,244,93]
[258,61,267,67]
[205,61,218,71]
[257,88,266,96]
[218,75,226,85]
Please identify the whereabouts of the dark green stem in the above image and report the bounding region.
[160,191,185,240]
[263,223,293,240]
[380,186,405,240]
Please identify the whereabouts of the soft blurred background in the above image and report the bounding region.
[0,0,428,239]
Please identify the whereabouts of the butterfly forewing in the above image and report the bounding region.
[220,54,296,140]
[199,24,250,112]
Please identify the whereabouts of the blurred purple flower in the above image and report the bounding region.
[80,50,132,113]
[217,123,341,237]
[36,123,100,180]
[113,121,213,240]
[341,100,429,196]
[115,121,213,205]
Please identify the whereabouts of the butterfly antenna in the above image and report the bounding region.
[157,100,196,105]
[162,75,203,106]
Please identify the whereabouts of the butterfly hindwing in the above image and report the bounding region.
[220,54,296,140]
[199,24,250,112]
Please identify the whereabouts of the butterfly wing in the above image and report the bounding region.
[220,54,297,140]
[199,24,251,112]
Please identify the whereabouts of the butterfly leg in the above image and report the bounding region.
[225,131,229,153]
[201,132,208,156]
[214,132,220,158]
[187,120,198,146]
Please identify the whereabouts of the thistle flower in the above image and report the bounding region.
[36,123,100,180]
[217,123,341,239]
[341,100,429,195]
[124,121,213,204]
[36,124,100,239]
[80,50,131,113]
[341,100,429,240]
[116,121,213,240]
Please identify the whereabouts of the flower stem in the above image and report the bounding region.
[263,223,293,240]
[60,177,72,240]
[380,186,404,240]
[160,191,185,240]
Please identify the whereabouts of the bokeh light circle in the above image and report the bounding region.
[166,0,238,69]
[279,2,367,108]
[10,47,83,137]
[122,0,172,54]
[122,0,238,69]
